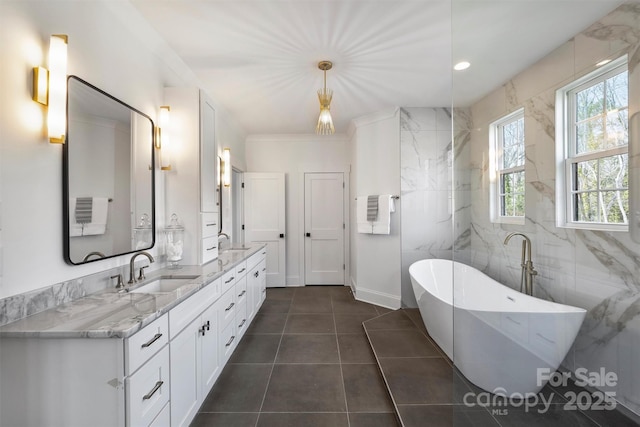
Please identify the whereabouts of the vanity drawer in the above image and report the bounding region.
[219,320,237,365]
[247,251,263,270]
[235,299,248,338]
[218,287,236,330]
[201,212,218,238]
[169,279,220,339]
[202,236,218,264]
[149,402,170,427]
[126,346,170,427]
[235,275,247,307]
[126,313,169,375]
[221,269,236,293]
[235,260,247,277]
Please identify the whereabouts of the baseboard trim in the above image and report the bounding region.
[353,285,401,310]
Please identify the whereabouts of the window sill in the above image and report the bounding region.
[557,221,628,233]
[491,216,525,226]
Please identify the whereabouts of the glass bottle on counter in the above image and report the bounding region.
[165,213,184,269]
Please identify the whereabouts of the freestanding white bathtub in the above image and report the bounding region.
[409,259,586,396]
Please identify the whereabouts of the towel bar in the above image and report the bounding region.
[355,195,399,200]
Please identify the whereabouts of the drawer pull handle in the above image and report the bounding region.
[225,335,236,347]
[206,223,216,227]
[225,276,235,284]
[225,302,235,311]
[141,333,162,349]
[254,271,259,278]
[238,319,246,328]
[262,268,266,272]
[238,290,246,297]
[207,246,217,251]
[142,381,164,400]
[238,267,246,273]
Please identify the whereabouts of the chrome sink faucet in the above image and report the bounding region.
[218,232,230,250]
[503,232,537,296]
[128,251,155,285]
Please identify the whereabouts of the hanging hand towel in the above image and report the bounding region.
[70,197,109,236]
[82,197,109,235]
[356,196,374,234]
[367,195,378,221]
[372,195,395,234]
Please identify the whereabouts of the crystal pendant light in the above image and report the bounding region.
[316,61,335,135]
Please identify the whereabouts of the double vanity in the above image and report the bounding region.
[0,245,267,427]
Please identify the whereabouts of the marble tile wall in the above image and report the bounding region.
[456,3,640,416]
[400,107,457,307]
[0,265,126,327]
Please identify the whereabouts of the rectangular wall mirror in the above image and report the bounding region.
[63,75,155,264]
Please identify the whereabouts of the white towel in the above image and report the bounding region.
[70,197,109,236]
[371,195,395,235]
[356,196,373,234]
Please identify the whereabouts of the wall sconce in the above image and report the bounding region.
[222,147,231,187]
[157,105,172,171]
[32,34,68,143]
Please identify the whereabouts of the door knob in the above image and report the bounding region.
[306,233,311,237]
[279,233,285,238]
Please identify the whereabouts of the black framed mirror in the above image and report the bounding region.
[63,76,155,265]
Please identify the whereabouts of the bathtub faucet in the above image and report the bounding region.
[503,232,538,296]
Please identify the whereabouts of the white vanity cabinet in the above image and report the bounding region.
[247,249,268,321]
[164,87,219,265]
[168,278,221,427]
[0,313,171,427]
[0,249,268,427]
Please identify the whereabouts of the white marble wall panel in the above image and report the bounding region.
[400,107,455,307]
[457,4,640,417]
[0,266,124,327]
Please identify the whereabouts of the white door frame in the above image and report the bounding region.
[298,172,349,286]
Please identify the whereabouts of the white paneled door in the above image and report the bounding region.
[243,173,286,287]
[304,173,345,285]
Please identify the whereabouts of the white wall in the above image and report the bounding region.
[0,1,244,299]
[245,134,350,286]
[350,108,402,309]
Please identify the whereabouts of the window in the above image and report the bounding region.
[490,109,525,224]
[556,56,628,230]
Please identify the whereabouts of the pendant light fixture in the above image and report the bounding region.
[316,61,335,135]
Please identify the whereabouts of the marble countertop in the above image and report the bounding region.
[0,245,265,339]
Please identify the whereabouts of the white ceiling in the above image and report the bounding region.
[131,0,623,136]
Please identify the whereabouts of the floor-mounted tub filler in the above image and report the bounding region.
[409,259,586,396]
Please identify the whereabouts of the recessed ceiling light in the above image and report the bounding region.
[454,61,471,71]
[596,59,612,67]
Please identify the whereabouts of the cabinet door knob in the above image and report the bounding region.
[279,233,285,238]
[306,232,311,237]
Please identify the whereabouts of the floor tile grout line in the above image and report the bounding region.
[254,290,289,427]
[362,322,404,427]
[332,290,352,427]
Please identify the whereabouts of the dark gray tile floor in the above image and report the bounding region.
[364,309,640,427]
[193,285,399,427]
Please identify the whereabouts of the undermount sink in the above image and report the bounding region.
[129,276,198,294]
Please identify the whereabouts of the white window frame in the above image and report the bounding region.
[490,108,526,225]
[555,55,629,231]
